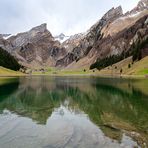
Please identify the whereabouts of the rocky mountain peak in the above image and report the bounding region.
[30,23,47,33]
[55,6,124,68]
[125,0,148,16]
[102,6,123,22]
[137,0,148,10]
[5,23,53,48]
[0,23,67,68]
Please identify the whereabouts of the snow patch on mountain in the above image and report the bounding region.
[0,34,12,39]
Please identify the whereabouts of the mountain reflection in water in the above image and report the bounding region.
[0,76,148,148]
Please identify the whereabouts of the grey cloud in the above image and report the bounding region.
[0,0,139,35]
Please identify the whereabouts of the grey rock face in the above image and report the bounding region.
[56,1,148,69]
[102,6,123,23]
[61,33,85,53]
[125,0,148,16]
[137,0,148,10]
[7,23,53,48]
[0,24,66,68]
[56,6,123,67]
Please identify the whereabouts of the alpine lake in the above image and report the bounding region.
[0,76,148,148]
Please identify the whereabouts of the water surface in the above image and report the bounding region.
[0,76,148,148]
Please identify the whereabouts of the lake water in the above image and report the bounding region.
[0,76,148,148]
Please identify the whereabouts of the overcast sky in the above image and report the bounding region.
[0,0,139,36]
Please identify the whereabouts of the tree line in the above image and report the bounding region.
[90,37,148,70]
[0,47,21,71]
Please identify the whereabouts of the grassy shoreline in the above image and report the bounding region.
[0,73,147,79]
[0,56,148,78]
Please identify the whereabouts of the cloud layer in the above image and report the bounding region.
[0,0,139,35]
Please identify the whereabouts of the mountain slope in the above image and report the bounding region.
[97,56,148,76]
[56,6,123,67]
[56,0,148,70]
[0,66,23,76]
[0,24,66,68]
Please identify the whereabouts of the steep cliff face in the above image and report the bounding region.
[8,24,52,47]
[0,24,66,68]
[62,33,84,52]
[90,15,148,59]
[89,0,148,64]
[56,0,148,69]
[56,6,123,67]
[0,38,12,53]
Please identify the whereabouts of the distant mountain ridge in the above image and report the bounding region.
[0,34,11,39]
[54,33,70,43]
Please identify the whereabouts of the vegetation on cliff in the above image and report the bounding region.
[0,47,21,71]
[90,37,148,70]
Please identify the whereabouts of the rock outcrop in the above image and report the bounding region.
[62,33,85,53]
[125,0,148,16]
[56,0,148,69]
[56,6,123,67]
[0,24,66,68]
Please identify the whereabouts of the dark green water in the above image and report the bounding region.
[0,76,148,148]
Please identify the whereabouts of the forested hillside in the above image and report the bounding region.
[90,37,148,70]
[0,47,21,71]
